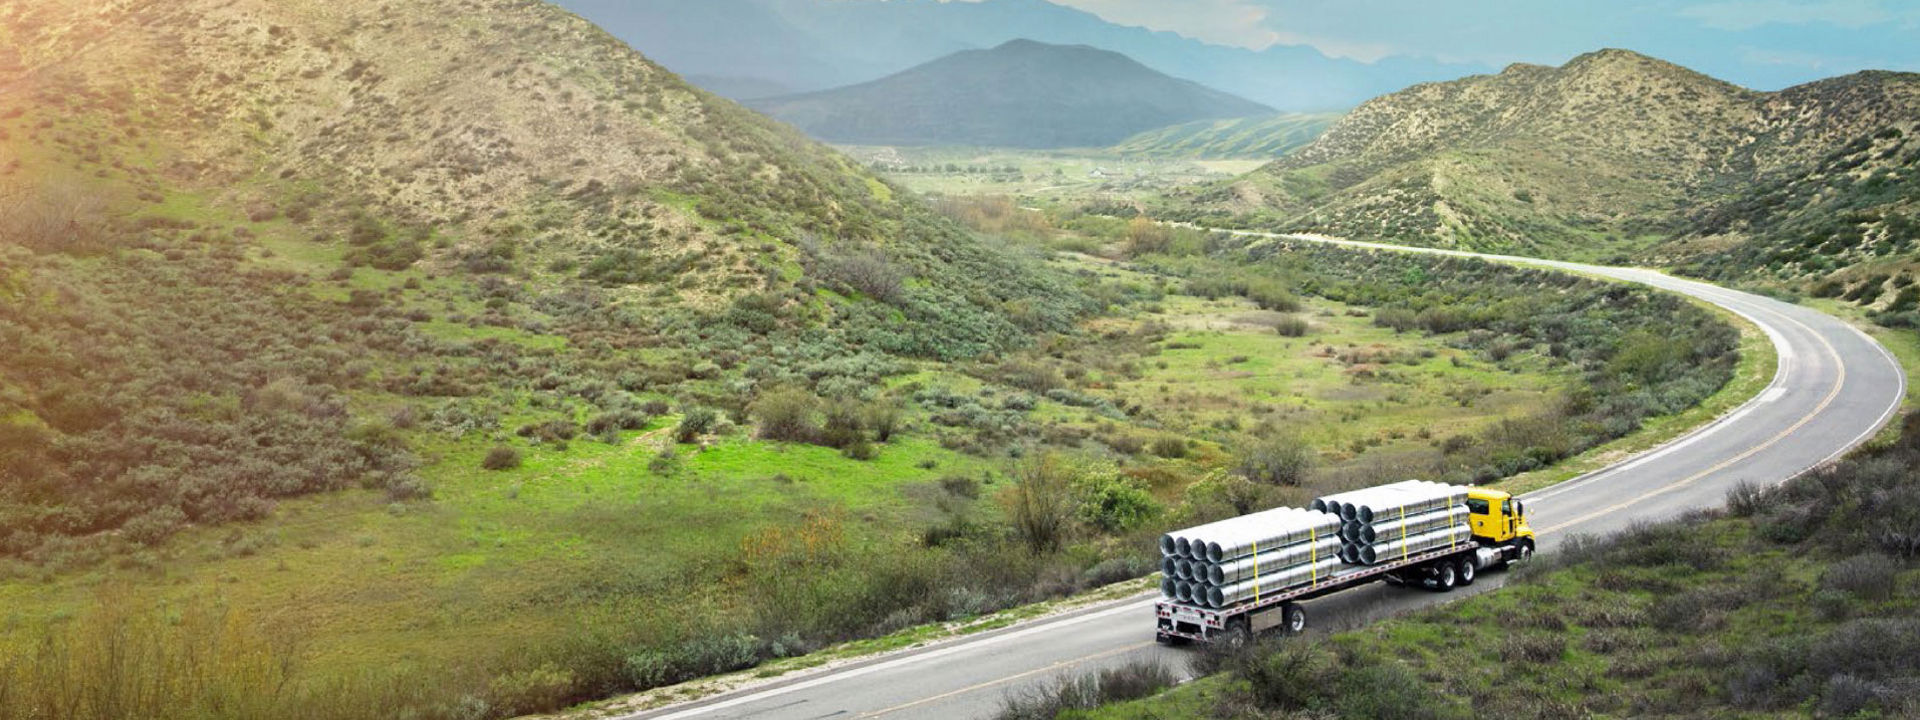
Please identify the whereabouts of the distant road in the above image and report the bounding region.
[621,232,1906,720]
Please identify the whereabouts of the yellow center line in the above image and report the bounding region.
[857,641,1156,718]
[1537,309,1845,536]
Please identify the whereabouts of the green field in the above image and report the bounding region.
[838,146,1266,201]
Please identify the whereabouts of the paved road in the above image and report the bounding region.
[624,233,1906,720]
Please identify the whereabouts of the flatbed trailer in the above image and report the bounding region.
[1155,540,1519,645]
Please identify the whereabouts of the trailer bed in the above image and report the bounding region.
[1155,541,1481,642]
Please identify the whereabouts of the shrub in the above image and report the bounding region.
[1073,472,1160,534]
[1234,433,1314,486]
[675,407,719,443]
[1335,661,1460,720]
[862,401,901,442]
[1272,314,1309,337]
[585,411,649,437]
[938,474,980,499]
[752,388,820,443]
[120,506,186,546]
[1499,633,1567,663]
[820,399,866,449]
[1820,553,1898,600]
[1149,435,1188,459]
[1724,480,1772,517]
[482,445,523,471]
[1373,307,1419,333]
[1005,455,1076,553]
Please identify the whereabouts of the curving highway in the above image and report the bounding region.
[619,233,1906,720]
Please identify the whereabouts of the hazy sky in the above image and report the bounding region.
[1033,0,1920,88]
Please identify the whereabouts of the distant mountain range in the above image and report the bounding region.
[747,40,1272,148]
[1170,49,1920,287]
[553,0,1487,111]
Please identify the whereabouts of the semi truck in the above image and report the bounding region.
[1154,487,1535,646]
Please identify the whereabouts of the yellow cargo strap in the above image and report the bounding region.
[1400,505,1410,560]
[1447,501,1457,550]
[1309,525,1319,587]
[1252,538,1261,603]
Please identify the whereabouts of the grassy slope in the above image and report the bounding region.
[1108,114,1342,160]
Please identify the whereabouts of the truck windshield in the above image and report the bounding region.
[1466,498,1490,514]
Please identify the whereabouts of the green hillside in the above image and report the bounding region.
[749,39,1274,148]
[1157,50,1920,268]
[0,0,1090,562]
[0,5,1760,719]
[1110,113,1342,159]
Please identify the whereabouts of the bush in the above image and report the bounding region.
[1234,433,1314,486]
[1149,435,1188,459]
[1272,314,1309,337]
[1073,472,1160,534]
[862,400,902,442]
[752,387,820,443]
[120,506,186,546]
[482,445,523,471]
[675,407,719,443]
[1820,553,1899,600]
[1005,455,1076,553]
[938,474,981,499]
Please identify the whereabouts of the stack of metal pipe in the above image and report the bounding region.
[1158,507,1343,608]
[1312,480,1472,566]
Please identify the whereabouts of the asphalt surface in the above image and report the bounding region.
[624,234,1906,720]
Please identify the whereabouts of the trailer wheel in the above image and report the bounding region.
[1456,557,1477,586]
[1221,617,1254,649]
[1281,603,1308,635]
[1433,563,1458,592]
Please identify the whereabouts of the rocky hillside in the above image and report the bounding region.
[1165,50,1920,266]
[749,39,1273,148]
[0,0,1081,558]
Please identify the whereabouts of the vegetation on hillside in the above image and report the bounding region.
[1152,49,1920,272]
[1064,413,1920,720]
[1109,113,1342,160]
[1677,121,1920,324]
[0,0,1085,564]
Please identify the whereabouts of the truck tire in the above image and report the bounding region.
[1281,603,1307,635]
[1221,617,1254,648]
[1433,563,1457,592]
[1517,541,1535,565]
[1456,557,1477,586]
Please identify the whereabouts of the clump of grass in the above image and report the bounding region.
[994,661,1176,720]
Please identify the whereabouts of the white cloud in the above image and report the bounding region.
[1678,0,1895,31]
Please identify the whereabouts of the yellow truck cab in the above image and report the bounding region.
[1465,488,1536,563]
